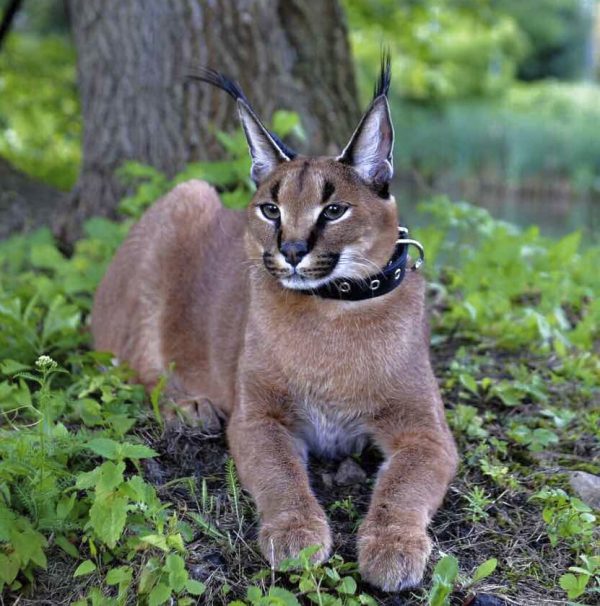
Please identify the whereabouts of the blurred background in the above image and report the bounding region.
[0,0,599,242]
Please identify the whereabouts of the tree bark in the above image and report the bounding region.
[59,0,359,241]
[0,157,66,239]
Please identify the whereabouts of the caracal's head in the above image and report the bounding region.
[192,57,398,290]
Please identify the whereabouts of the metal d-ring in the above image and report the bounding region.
[396,237,425,271]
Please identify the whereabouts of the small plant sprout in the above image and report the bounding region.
[559,555,600,600]
[426,554,498,606]
[464,486,493,523]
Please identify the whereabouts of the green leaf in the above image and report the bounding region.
[433,555,459,584]
[148,583,172,606]
[272,110,302,138]
[0,359,30,375]
[185,579,206,596]
[30,243,66,270]
[120,442,158,459]
[138,558,162,594]
[73,560,96,577]
[165,553,188,592]
[0,553,20,584]
[42,296,80,341]
[86,437,120,460]
[472,558,497,583]
[106,565,132,586]
[338,576,357,594]
[89,492,128,548]
[55,535,79,558]
[56,494,77,520]
[299,576,317,592]
[247,586,263,602]
[96,461,126,494]
[139,534,169,551]
[559,572,588,599]
[10,525,47,569]
[428,581,453,606]
[459,373,479,395]
[75,467,101,490]
[267,587,301,606]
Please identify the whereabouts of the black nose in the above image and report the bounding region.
[280,241,309,266]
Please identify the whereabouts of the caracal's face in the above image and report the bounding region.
[245,157,398,290]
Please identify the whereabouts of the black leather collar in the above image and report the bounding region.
[295,227,425,301]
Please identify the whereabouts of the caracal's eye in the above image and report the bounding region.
[321,203,348,221]
[260,203,281,221]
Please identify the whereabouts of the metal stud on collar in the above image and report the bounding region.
[370,279,380,290]
[338,281,351,293]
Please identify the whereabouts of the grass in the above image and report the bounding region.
[0,152,598,605]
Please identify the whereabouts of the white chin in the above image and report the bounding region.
[280,274,333,290]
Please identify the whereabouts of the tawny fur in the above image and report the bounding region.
[92,158,458,592]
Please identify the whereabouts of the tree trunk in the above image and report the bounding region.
[0,157,66,239]
[58,0,359,241]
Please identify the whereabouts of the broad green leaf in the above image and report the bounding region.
[30,244,66,271]
[247,586,263,601]
[96,461,126,494]
[42,296,80,341]
[166,533,186,553]
[139,534,169,551]
[73,560,96,577]
[106,565,132,586]
[559,572,588,599]
[10,526,47,568]
[185,579,206,596]
[459,373,478,395]
[148,583,171,606]
[86,437,120,460]
[338,576,357,594]
[138,557,162,594]
[267,587,301,606]
[75,467,101,490]
[120,443,158,459]
[89,492,128,548]
[165,553,187,592]
[0,553,20,584]
[56,494,76,520]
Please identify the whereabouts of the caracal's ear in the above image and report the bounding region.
[337,53,394,196]
[236,99,291,184]
[187,67,296,184]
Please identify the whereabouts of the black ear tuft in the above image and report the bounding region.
[337,52,394,196]
[187,67,298,166]
[188,66,250,104]
[373,49,392,100]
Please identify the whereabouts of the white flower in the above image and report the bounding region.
[35,355,58,371]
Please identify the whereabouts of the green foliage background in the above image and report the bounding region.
[0,33,80,189]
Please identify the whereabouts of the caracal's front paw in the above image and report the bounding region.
[357,522,432,592]
[162,397,223,433]
[259,509,332,567]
